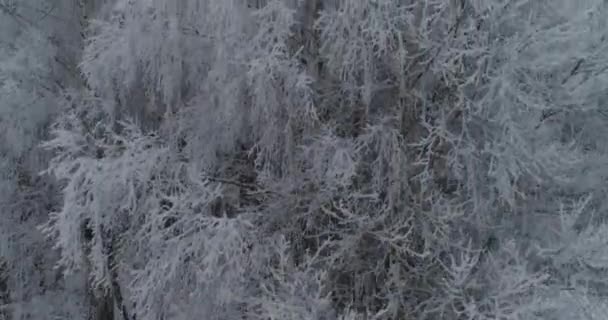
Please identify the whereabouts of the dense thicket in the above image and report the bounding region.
[3,1,608,319]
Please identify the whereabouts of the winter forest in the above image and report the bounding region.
[3,0,608,319]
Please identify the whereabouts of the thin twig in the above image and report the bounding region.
[561,59,584,85]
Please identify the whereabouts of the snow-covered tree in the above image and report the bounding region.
[0,0,94,319]
[3,0,608,319]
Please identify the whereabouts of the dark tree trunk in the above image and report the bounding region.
[90,292,114,320]
[0,260,10,320]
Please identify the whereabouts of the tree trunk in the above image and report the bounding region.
[0,260,9,320]
[90,291,114,320]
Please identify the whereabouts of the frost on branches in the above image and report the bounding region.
[0,1,91,319]
[3,0,608,319]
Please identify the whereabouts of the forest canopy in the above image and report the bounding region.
[2,1,608,319]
